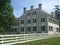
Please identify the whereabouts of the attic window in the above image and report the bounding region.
[27,12,31,16]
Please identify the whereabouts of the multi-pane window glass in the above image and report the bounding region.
[33,19,36,23]
[27,12,31,16]
[41,18,45,22]
[27,11,36,16]
[56,28,59,32]
[27,19,31,23]
[11,28,14,32]
[15,22,17,25]
[21,20,24,24]
[11,28,17,32]
[33,26,37,32]
[33,11,36,15]
[41,26,45,31]
[49,26,53,31]
[49,18,59,25]
[17,22,19,25]
[15,28,17,32]
[27,27,31,31]
[21,27,24,32]
[15,22,19,25]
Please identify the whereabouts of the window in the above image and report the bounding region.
[21,27,24,32]
[33,11,36,15]
[11,28,14,32]
[27,12,31,16]
[15,22,17,25]
[27,27,31,31]
[33,19,36,23]
[56,28,59,32]
[21,20,24,24]
[15,28,17,32]
[15,22,19,25]
[41,18,45,22]
[33,26,37,32]
[49,26,53,31]
[27,19,31,23]
[49,18,59,25]
[18,22,19,25]
[41,26,45,31]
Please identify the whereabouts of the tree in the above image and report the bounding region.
[54,5,60,32]
[0,0,15,34]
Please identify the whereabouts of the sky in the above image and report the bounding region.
[11,0,60,18]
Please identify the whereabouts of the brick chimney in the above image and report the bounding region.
[31,5,34,10]
[38,4,42,10]
[23,7,26,13]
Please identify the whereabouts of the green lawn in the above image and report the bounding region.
[16,37,60,45]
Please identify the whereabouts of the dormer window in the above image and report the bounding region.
[27,12,31,16]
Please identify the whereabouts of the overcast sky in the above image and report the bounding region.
[11,0,60,17]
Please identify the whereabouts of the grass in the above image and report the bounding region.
[16,37,60,45]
